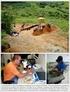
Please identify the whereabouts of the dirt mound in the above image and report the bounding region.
[32,24,59,36]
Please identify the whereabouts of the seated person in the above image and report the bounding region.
[3,54,32,84]
[55,56,67,74]
[49,56,67,76]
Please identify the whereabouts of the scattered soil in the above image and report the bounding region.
[3,24,68,52]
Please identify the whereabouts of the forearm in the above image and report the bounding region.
[18,72,27,78]
[18,68,33,78]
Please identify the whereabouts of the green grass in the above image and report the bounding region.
[15,16,38,24]
[1,38,9,50]
[46,17,69,32]
[1,31,7,38]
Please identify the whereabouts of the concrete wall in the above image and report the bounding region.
[36,54,45,71]
[47,54,69,62]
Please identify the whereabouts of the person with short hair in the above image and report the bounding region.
[56,56,67,73]
[3,54,31,84]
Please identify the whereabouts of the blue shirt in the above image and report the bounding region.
[56,62,66,72]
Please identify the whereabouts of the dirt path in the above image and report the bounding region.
[4,26,68,52]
